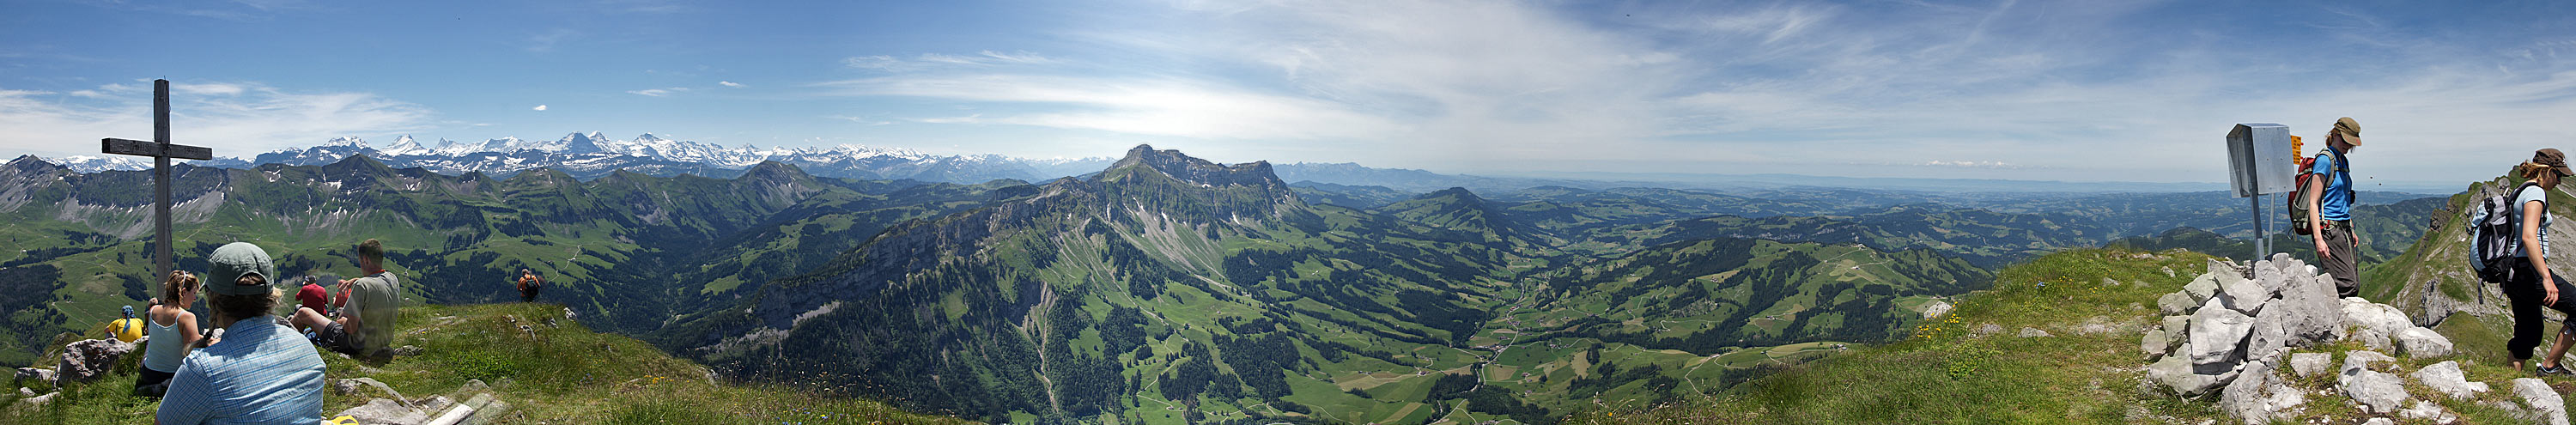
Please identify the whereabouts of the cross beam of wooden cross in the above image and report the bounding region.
[99,79,214,283]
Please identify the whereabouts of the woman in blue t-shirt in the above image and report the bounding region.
[2507,149,2576,376]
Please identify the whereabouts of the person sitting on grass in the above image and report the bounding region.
[135,270,203,398]
[291,239,400,359]
[516,268,542,303]
[295,276,330,316]
[157,242,325,424]
[101,305,145,343]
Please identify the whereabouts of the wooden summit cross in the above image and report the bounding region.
[100,79,213,282]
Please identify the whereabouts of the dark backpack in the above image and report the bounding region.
[2469,181,2543,283]
[2288,149,2348,235]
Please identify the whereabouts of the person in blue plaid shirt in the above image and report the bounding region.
[157,242,325,425]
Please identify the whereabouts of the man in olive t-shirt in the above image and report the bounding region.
[292,239,400,357]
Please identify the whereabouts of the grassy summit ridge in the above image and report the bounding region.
[1564,247,2573,424]
[2,302,969,424]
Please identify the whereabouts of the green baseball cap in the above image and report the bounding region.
[205,242,276,296]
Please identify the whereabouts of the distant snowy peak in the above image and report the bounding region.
[43,155,153,173]
[168,132,1123,184]
[380,135,428,156]
[319,136,370,149]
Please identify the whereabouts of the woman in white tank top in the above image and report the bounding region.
[135,270,203,397]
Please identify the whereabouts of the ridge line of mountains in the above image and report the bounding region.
[42,132,2411,195]
[0,144,2456,424]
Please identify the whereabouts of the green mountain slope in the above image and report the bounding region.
[1528,239,1991,353]
[658,145,1546,423]
[0,155,1004,364]
[1592,205,2102,268]
[2106,196,2447,266]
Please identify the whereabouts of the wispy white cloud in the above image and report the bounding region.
[843,51,1061,72]
[823,75,1402,140]
[627,87,689,97]
[0,81,435,158]
[717,81,744,88]
[526,29,576,52]
[532,105,548,111]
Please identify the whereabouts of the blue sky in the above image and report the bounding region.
[4,0,2574,185]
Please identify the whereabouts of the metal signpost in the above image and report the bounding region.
[100,79,214,282]
[2227,124,2297,261]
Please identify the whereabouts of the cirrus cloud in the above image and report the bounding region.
[0,80,435,158]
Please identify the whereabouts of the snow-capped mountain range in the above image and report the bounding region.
[48,132,1115,184]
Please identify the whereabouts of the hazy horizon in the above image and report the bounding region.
[7,1,2575,185]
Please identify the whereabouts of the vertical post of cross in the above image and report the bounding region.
[153,79,173,282]
[102,79,211,288]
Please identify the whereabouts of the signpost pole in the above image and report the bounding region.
[2251,194,2267,262]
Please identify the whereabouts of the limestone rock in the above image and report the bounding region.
[2164,315,2191,339]
[17,392,54,408]
[2341,369,2410,413]
[1974,324,2002,337]
[2361,418,2393,425]
[2019,327,2052,338]
[2270,271,2346,345]
[2251,262,2287,294]
[2517,378,2571,425]
[2148,355,2233,397]
[2342,350,2397,376]
[392,345,424,357]
[2142,329,2171,361]
[2217,271,2270,316]
[14,387,29,398]
[2400,400,2456,423]
[2411,361,2490,399]
[2185,274,2221,303]
[13,367,53,387]
[2078,320,2117,336]
[1921,300,1953,319]
[2242,312,2291,364]
[2289,353,2331,378]
[2396,326,2456,358]
[335,378,408,405]
[2354,327,2395,352]
[337,398,429,425]
[2219,360,2302,425]
[2418,280,2458,328]
[2190,297,2257,367]
[54,338,134,386]
[2159,292,2196,315]
[2342,298,2415,337]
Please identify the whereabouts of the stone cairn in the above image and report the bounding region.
[2146,254,2567,425]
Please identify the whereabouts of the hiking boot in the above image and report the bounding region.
[2540,364,2573,377]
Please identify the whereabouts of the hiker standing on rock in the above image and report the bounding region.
[2505,149,2576,376]
[158,242,325,424]
[2306,117,2365,297]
